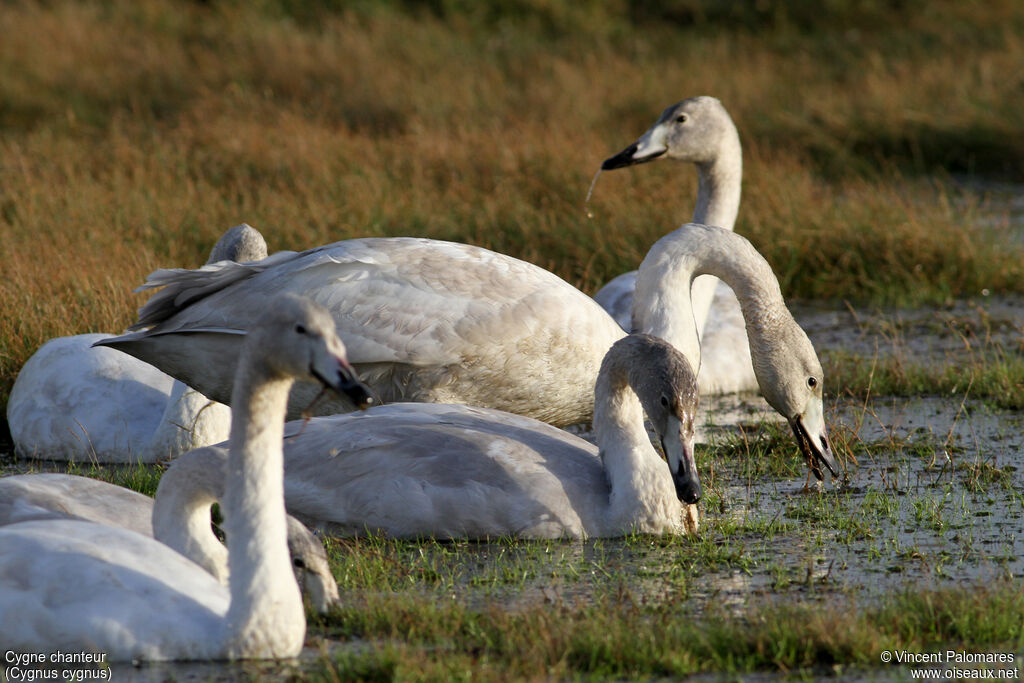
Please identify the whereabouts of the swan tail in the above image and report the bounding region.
[129,251,299,330]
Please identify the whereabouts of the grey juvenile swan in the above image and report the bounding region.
[0,464,339,614]
[280,334,701,538]
[99,226,837,479]
[595,96,756,395]
[0,295,373,660]
[7,224,268,463]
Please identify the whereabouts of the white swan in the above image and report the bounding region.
[6,224,267,463]
[0,467,339,614]
[594,96,756,395]
[0,295,373,660]
[99,226,837,478]
[281,334,700,538]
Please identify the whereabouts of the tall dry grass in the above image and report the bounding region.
[2,0,1023,413]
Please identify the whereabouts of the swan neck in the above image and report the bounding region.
[151,448,228,582]
[634,226,782,374]
[222,357,304,656]
[692,140,742,232]
[593,341,672,531]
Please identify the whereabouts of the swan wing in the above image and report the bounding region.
[281,403,609,539]
[104,238,624,424]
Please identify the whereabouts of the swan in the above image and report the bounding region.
[99,226,837,480]
[6,224,267,463]
[0,295,373,659]
[594,96,756,395]
[280,334,700,538]
[0,466,339,614]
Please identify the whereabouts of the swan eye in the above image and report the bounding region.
[295,324,307,335]
[293,557,306,569]
[807,377,818,389]
[660,395,670,408]
[675,114,688,123]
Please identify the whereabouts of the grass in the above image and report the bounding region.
[2,2,1023,677]
[307,582,1024,680]
[817,298,1024,409]
[2,0,1024,415]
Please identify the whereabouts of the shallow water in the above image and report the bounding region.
[2,298,1023,680]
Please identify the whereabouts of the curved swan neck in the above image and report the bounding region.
[634,225,785,374]
[223,355,303,656]
[152,448,229,581]
[692,132,742,232]
[593,347,649,462]
[593,339,676,530]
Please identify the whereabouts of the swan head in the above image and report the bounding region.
[208,223,269,264]
[247,295,374,410]
[625,335,701,504]
[286,517,339,615]
[602,96,737,170]
[749,322,840,481]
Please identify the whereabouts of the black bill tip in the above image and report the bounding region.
[601,142,667,170]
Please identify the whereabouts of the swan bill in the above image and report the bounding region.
[789,415,839,481]
[662,416,701,505]
[601,141,667,170]
[312,361,374,410]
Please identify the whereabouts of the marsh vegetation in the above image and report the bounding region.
[1,0,1022,679]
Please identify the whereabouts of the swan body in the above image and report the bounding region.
[0,470,339,614]
[0,295,372,659]
[6,224,268,463]
[100,224,834,479]
[595,96,756,395]
[101,237,626,427]
[282,334,700,539]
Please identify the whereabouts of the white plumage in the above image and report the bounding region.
[595,95,756,395]
[279,335,701,539]
[6,224,268,463]
[0,295,370,660]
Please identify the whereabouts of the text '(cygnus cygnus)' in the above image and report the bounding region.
[7,224,268,463]
[595,95,756,395]
[280,334,700,539]
[0,295,373,660]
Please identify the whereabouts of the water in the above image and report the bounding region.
[583,166,602,218]
[2,298,1023,679]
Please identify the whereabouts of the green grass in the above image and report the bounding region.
[307,582,1024,680]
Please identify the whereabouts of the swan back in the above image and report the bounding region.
[101,238,624,426]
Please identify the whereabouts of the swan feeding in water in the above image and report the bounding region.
[279,334,701,538]
[593,96,756,395]
[99,226,837,481]
[0,295,373,660]
[0,464,339,614]
[6,224,268,463]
